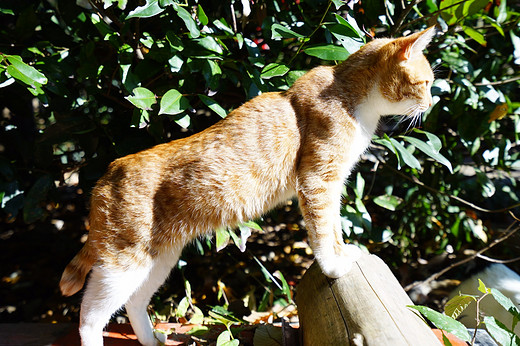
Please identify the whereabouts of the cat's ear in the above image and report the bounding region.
[399,26,436,61]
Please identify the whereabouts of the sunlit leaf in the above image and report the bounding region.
[490,288,520,321]
[240,220,263,232]
[175,296,189,317]
[172,3,200,38]
[373,195,403,211]
[174,114,190,129]
[126,87,156,110]
[195,36,223,54]
[271,23,304,40]
[326,23,364,54]
[304,44,350,61]
[463,26,487,46]
[216,330,239,346]
[478,279,491,294]
[197,4,208,26]
[444,294,476,319]
[334,13,365,39]
[389,138,422,170]
[274,270,293,303]
[159,89,190,115]
[126,0,164,19]
[331,0,345,10]
[213,18,234,35]
[408,305,470,342]
[6,55,47,87]
[215,227,230,252]
[199,94,228,118]
[261,63,290,79]
[484,316,520,346]
[402,135,453,173]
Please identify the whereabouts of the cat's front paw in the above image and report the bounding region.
[317,244,363,279]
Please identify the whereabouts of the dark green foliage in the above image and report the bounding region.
[1,0,519,266]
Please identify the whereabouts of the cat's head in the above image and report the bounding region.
[374,27,436,119]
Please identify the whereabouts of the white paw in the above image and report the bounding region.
[317,244,362,279]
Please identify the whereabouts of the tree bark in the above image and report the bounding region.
[296,253,441,346]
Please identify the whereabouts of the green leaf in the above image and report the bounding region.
[402,136,453,173]
[195,36,223,54]
[484,316,520,346]
[175,296,190,317]
[326,23,364,54]
[228,229,246,252]
[260,63,290,79]
[172,3,200,38]
[215,227,230,252]
[197,4,208,26]
[126,0,164,19]
[331,0,346,10]
[476,171,496,198]
[444,294,476,319]
[440,0,491,25]
[240,220,263,232]
[304,44,350,61]
[286,70,306,86]
[198,94,228,118]
[166,31,184,51]
[126,87,156,110]
[490,288,520,321]
[213,19,234,35]
[441,331,454,346]
[463,26,487,46]
[271,23,305,40]
[216,330,239,346]
[336,12,364,38]
[168,55,184,73]
[174,114,191,129]
[159,89,190,115]
[0,8,14,15]
[188,305,204,324]
[408,305,471,342]
[104,0,128,9]
[389,138,422,170]
[6,55,47,87]
[478,279,491,294]
[275,270,293,303]
[354,172,365,199]
[373,195,403,211]
[374,136,401,169]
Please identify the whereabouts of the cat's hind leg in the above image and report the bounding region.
[79,264,152,346]
[125,250,180,346]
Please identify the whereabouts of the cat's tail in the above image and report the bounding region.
[59,241,96,296]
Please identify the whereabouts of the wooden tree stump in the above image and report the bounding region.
[296,253,441,346]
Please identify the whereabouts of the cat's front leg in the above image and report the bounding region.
[297,177,362,279]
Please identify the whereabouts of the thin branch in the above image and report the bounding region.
[384,163,520,214]
[87,0,124,30]
[476,254,520,264]
[288,0,332,66]
[404,222,520,292]
[384,1,395,26]
[474,75,520,86]
[390,0,423,36]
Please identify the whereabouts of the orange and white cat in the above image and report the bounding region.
[60,27,435,345]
